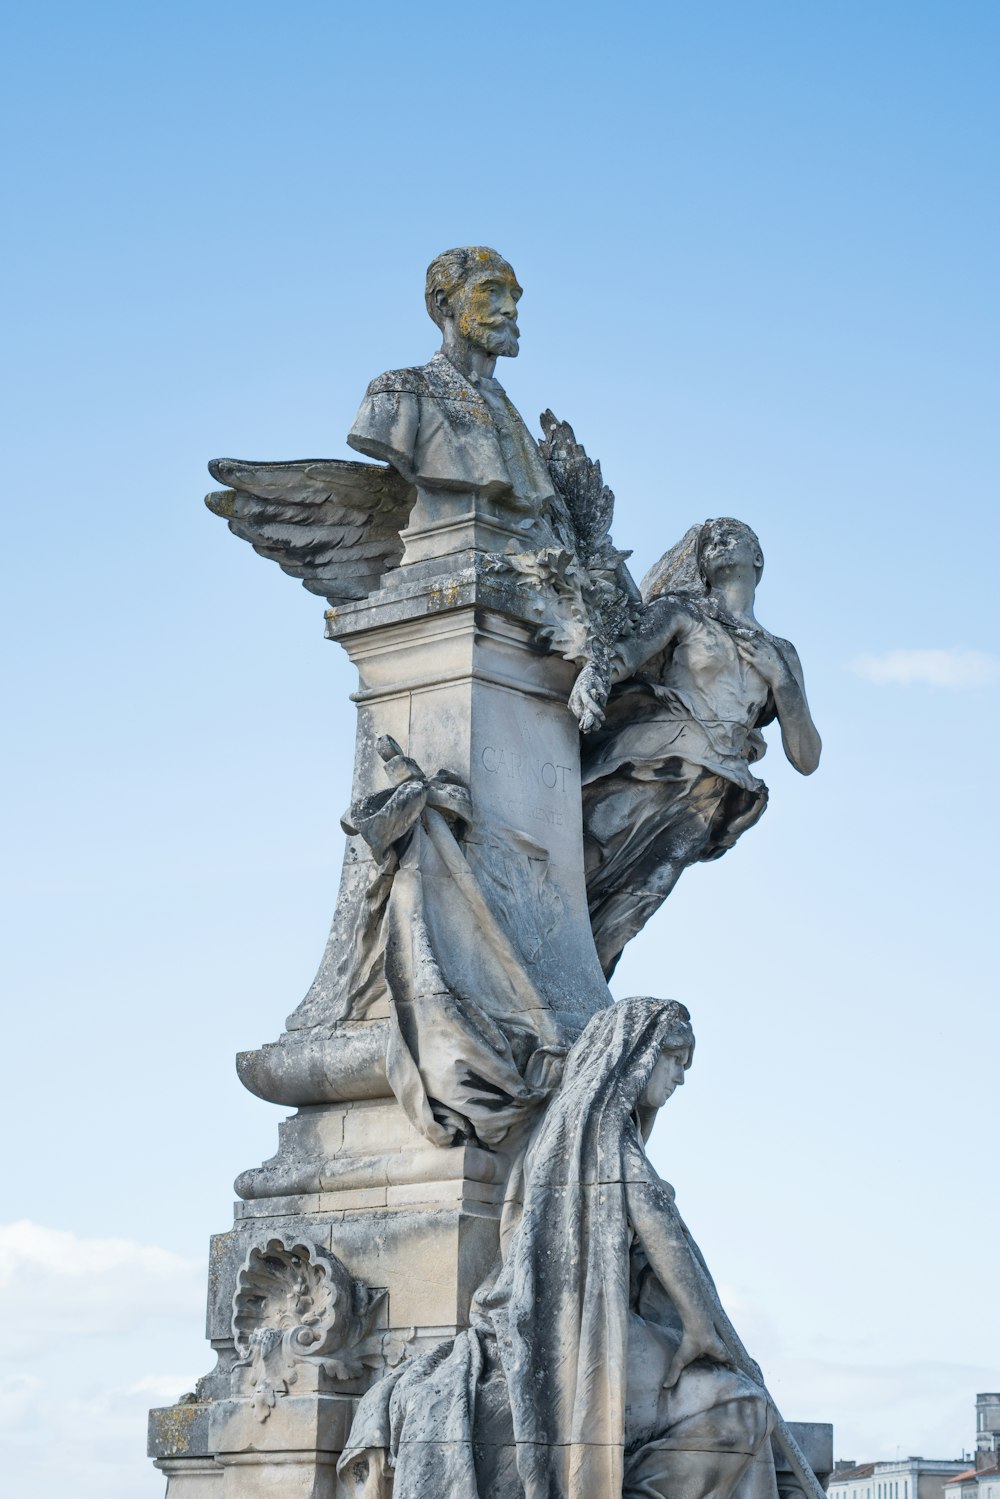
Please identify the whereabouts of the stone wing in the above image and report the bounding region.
[205,457,417,605]
[538,409,616,556]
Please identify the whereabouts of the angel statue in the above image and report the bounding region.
[338,998,825,1499]
[203,247,632,627]
[569,518,821,976]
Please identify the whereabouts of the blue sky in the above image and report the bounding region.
[1,3,998,1494]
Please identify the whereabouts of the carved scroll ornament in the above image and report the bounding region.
[232,1236,385,1420]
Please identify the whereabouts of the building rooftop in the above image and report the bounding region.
[832,1460,973,1483]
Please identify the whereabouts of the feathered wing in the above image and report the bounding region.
[205,457,417,605]
[538,409,616,555]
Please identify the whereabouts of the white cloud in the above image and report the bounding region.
[852,648,1000,688]
[0,1222,206,1497]
[0,1367,194,1495]
[0,1218,196,1282]
[0,1220,204,1356]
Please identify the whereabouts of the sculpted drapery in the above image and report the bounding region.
[181,249,828,1499]
[343,737,567,1149]
[573,519,821,975]
[338,999,776,1499]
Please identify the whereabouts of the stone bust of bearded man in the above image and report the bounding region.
[347,246,567,562]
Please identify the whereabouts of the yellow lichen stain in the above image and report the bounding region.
[455,265,522,345]
[428,581,460,612]
[150,1401,201,1456]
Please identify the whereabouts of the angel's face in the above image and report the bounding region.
[699,521,763,587]
[454,267,522,358]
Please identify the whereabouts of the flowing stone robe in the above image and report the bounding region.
[583,600,776,975]
[343,761,567,1148]
[338,999,776,1499]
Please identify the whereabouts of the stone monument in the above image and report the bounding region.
[148,247,829,1499]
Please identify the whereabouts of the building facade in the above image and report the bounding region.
[942,1395,1000,1499]
[829,1457,969,1499]
[830,1395,1000,1499]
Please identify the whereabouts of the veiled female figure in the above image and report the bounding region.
[338,998,779,1499]
[570,519,821,976]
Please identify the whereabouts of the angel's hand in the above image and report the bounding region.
[569,666,608,733]
[736,634,791,688]
[663,1324,732,1389]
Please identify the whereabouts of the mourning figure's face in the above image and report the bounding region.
[698,519,764,587]
[453,265,522,358]
[639,1046,689,1109]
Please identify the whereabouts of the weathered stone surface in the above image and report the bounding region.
[153,250,831,1499]
[571,517,821,976]
[776,1423,835,1489]
[236,1023,390,1107]
[231,1236,384,1412]
[149,1402,213,1463]
[151,1456,222,1497]
[339,1000,829,1499]
[217,1450,340,1499]
[242,568,614,1130]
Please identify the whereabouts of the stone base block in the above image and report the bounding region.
[218,1451,340,1499]
[776,1421,835,1491]
[153,1455,222,1498]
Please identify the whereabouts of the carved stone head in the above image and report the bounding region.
[425,246,522,357]
[697,517,764,587]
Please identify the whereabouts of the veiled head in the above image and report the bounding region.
[562,997,694,1117]
[518,998,695,1186]
[425,246,522,357]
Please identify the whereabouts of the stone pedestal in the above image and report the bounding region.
[150,556,612,1494]
[149,1100,508,1491]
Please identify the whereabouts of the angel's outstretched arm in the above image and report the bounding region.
[615,596,689,677]
[569,597,688,732]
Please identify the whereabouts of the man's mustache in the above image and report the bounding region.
[483,317,519,337]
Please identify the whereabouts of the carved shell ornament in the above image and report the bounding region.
[232,1237,385,1420]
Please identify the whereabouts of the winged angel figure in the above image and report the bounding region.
[571,518,822,976]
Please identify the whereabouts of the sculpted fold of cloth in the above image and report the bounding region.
[348,350,562,522]
[571,519,821,976]
[338,997,781,1499]
[345,737,566,1149]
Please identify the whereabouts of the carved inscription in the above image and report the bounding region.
[527,805,563,827]
[481,745,573,793]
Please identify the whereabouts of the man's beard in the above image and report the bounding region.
[477,320,520,357]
